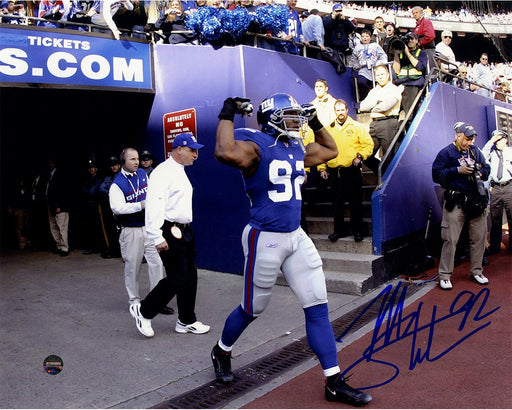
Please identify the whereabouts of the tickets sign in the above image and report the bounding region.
[163,108,197,157]
[0,26,153,90]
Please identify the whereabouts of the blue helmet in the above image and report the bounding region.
[257,93,306,139]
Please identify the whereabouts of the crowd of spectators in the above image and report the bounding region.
[323,2,512,25]
[1,0,511,100]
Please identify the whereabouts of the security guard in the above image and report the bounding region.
[140,150,155,176]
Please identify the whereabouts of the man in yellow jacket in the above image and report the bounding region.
[318,99,373,242]
[310,79,337,128]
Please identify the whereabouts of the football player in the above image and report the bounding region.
[211,94,373,406]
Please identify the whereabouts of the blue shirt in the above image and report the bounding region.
[235,128,306,232]
[302,14,324,46]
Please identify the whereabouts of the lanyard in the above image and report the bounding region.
[125,174,140,202]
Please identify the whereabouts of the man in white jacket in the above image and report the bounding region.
[359,64,403,174]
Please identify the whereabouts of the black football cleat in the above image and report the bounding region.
[211,343,234,383]
[325,375,372,406]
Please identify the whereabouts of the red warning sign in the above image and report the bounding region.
[163,108,197,158]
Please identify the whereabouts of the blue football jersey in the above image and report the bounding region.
[235,128,306,232]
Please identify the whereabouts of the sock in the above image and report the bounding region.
[220,305,256,347]
[304,303,339,372]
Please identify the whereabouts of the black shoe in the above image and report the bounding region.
[101,252,112,259]
[59,251,69,257]
[83,249,94,255]
[325,375,372,406]
[159,306,175,315]
[211,344,234,383]
[328,232,342,242]
[354,233,364,242]
[52,248,61,254]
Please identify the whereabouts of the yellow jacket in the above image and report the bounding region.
[318,116,373,171]
[300,125,315,173]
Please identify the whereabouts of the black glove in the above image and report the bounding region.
[218,97,253,121]
[301,104,323,132]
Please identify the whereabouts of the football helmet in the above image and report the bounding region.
[257,93,307,140]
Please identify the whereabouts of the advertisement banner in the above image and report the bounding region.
[0,26,153,90]
[163,108,197,157]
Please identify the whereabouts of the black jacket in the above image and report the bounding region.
[322,15,355,53]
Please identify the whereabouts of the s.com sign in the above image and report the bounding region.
[0,26,153,91]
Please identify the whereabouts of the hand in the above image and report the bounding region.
[320,170,329,180]
[301,103,317,121]
[458,164,474,175]
[156,240,169,252]
[352,156,362,167]
[218,97,252,121]
[301,104,323,132]
[233,97,253,117]
[140,200,146,209]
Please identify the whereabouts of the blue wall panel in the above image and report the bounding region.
[145,44,355,274]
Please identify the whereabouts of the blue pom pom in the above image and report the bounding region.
[255,4,288,34]
[186,6,227,42]
[227,6,254,40]
[186,4,286,44]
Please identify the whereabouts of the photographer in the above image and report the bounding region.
[322,3,355,57]
[432,122,491,290]
[392,32,427,117]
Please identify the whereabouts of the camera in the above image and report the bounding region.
[471,163,487,196]
[390,33,415,53]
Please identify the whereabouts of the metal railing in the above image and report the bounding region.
[1,13,336,54]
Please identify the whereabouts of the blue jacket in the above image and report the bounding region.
[432,142,490,195]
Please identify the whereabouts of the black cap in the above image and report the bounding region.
[88,159,97,168]
[108,155,121,165]
[140,150,153,160]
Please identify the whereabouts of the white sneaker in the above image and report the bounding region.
[439,279,453,290]
[129,303,154,337]
[472,274,489,285]
[175,320,210,334]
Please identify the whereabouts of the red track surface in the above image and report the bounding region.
[244,248,511,409]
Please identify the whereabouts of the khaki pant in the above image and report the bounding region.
[438,203,487,280]
[48,209,69,252]
[120,226,164,305]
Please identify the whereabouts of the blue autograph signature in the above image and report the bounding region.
[337,281,500,390]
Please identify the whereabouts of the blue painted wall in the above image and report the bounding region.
[144,44,355,274]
